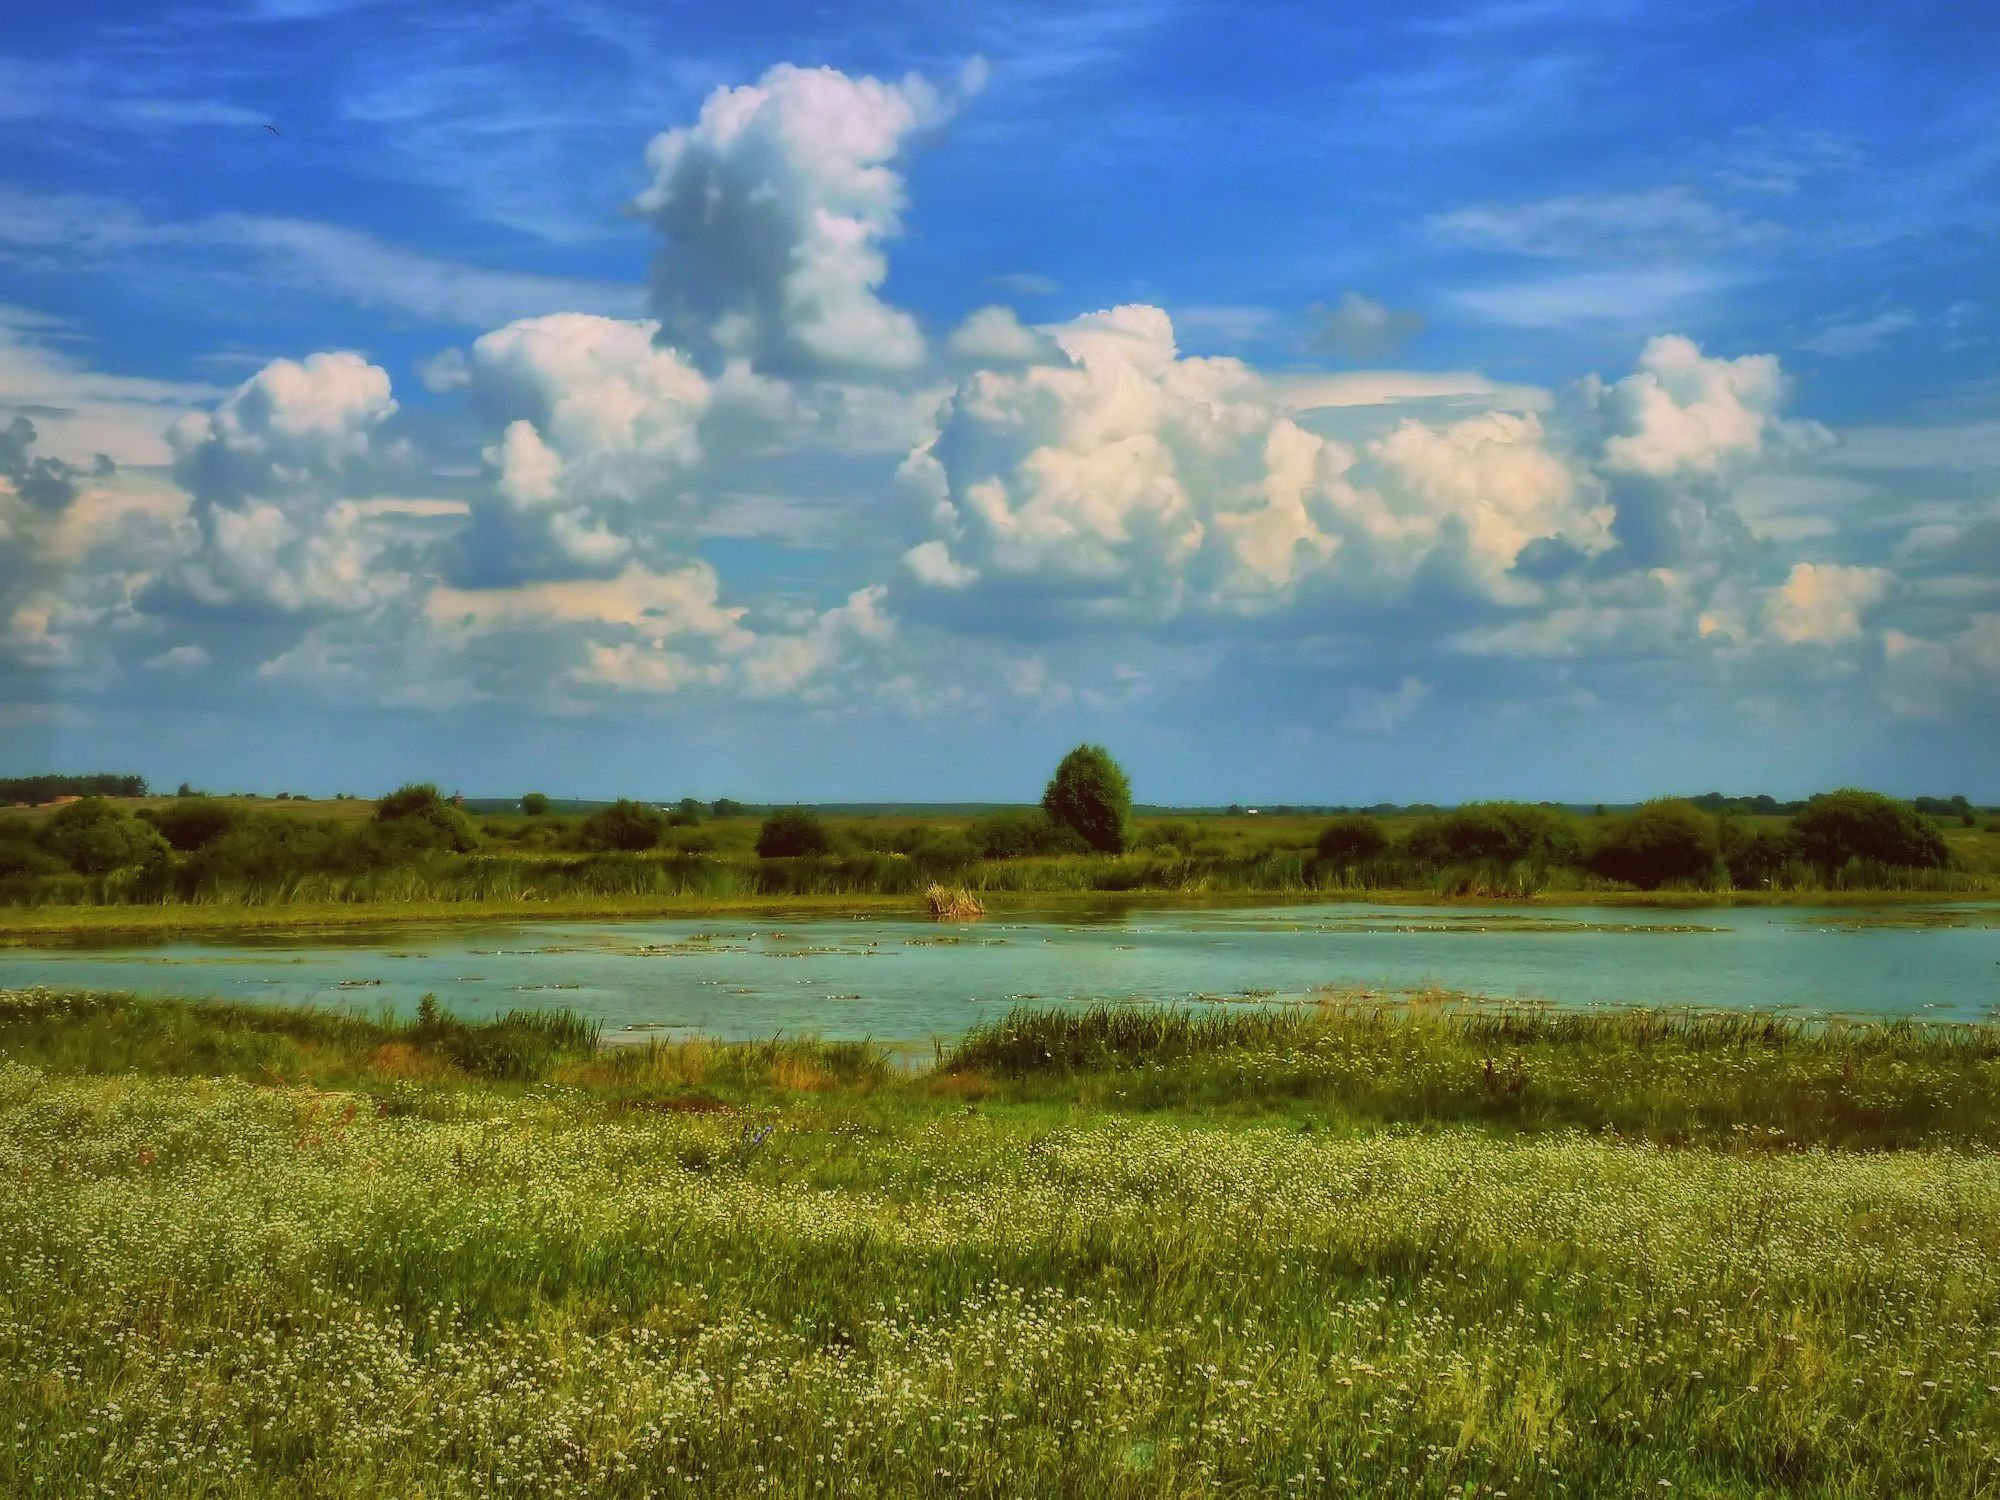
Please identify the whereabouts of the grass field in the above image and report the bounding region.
[4,989,1999,1496]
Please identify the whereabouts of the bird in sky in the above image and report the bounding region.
[264,123,281,135]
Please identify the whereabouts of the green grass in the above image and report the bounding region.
[4,991,2000,1496]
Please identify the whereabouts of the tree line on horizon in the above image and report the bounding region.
[0,746,1988,901]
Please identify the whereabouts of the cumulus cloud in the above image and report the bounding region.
[900,304,1614,621]
[1582,334,1829,568]
[457,313,712,578]
[634,63,968,378]
[1763,562,1891,646]
[156,351,412,614]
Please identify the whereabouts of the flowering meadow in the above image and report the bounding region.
[2,990,1998,1496]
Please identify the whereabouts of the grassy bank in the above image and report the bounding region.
[4,991,2000,1496]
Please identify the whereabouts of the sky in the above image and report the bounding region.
[0,0,1996,804]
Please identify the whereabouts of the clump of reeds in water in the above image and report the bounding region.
[925,882,985,918]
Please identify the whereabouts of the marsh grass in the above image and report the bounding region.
[944,999,2000,1147]
[5,991,2000,1496]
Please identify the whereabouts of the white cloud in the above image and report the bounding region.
[1272,369,1549,412]
[462,313,711,573]
[1592,335,1820,481]
[634,63,964,377]
[1763,562,1891,646]
[1450,268,1739,329]
[947,306,1062,366]
[1426,187,1769,259]
[1794,309,1916,358]
[0,188,644,332]
[158,352,412,614]
[142,643,211,672]
[901,304,1614,620]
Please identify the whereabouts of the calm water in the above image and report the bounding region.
[4,902,1998,1040]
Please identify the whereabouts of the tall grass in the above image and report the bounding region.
[947,1000,2000,1147]
[3,842,1994,910]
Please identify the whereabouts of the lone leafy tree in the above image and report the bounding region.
[520,792,550,817]
[1041,744,1131,854]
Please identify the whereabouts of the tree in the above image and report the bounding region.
[756,807,831,857]
[1588,799,1719,889]
[1041,744,1132,854]
[1315,815,1388,866]
[39,797,168,874]
[711,798,747,818]
[579,799,664,851]
[1790,790,1948,871]
[520,793,551,817]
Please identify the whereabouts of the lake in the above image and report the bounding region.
[5,900,1998,1040]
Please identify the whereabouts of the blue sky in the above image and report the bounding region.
[1,0,1995,802]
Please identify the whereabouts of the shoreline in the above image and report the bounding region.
[0,883,1988,944]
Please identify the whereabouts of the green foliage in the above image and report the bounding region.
[1588,799,1720,889]
[1314,814,1389,865]
[710,798,747,817]
[970,808,1087,859]
[38,797,168,874]
[1041,743,1132,853]
[1404,801,1583,869]
[579,799,666,852]
[374,782,479,853]
[153,797,237,852]
[1791,789,1949,871]
[1719,819,1797,888]
[0,839,64,878]
[755,807,832,858]
[520,792,550,817]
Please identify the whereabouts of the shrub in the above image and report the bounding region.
[1405,802,1583,869]
[1790,789,1948,872]
[1315,815,1389,865]
[520,792,550,817]
[39,798,169,874]
[970,808,1085,859]
[1588,799,1720,889]
[374,782,479,853]
[579,799,665,852]
[1134,821,1201,854]
[756,808,831,858]
[154,798,237,852]
[0,840,64,878]
[1042,744,1132,854]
